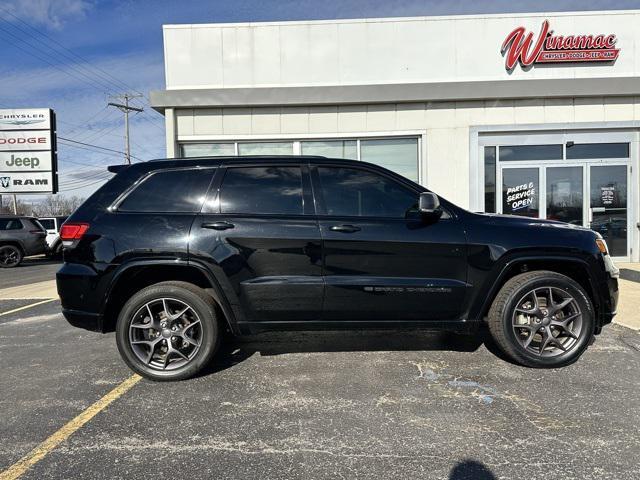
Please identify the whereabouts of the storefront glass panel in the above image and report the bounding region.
[502,168,539,218]
[484,146,496,213]
[566,143,629,160]
[238,142,293,156]
[360,138,418,182]
[499,145,562,161]
[546,167,583,225]
[301,140,357,159]
[182,143,235,157]
[590,165,628,257]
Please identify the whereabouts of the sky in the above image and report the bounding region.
[1,0,640,202]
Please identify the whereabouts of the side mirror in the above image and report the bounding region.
[419,192,441,215]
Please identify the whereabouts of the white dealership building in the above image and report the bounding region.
[151,10,640,261]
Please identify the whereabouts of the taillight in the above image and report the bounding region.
[60,223,90,241]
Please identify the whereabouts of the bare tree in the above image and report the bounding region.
[0,195,84,217]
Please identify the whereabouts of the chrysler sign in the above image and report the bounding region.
[0,108,50,130]
[502,20,620,71]
[0,108,57,194]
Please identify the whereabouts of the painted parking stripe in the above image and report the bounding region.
[0,299,57,317]
[0,374,142,480]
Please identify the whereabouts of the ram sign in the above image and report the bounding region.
[0,108,57,194]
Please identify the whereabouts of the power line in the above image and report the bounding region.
[58,176,112,192]
[0,28,113,96]
[58,136,141,160]
[0,14,139,99]
[0,7,145,98]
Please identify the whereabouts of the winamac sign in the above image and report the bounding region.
[501,20,620,71]
[0,108,58,194]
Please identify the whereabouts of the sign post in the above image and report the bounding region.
[0,109,58,208]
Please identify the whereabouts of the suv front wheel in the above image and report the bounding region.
[488,271,595,368]
[116,281,220,381]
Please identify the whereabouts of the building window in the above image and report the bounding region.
[484,146,496,213]
[566,142,629,159]
[499,144,562,161]
[301,140,357,159]
[182,143,234,157]
[179,136,420,182]
[238,142,293,156]
[360,138,418,182]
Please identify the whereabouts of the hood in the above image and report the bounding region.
[472,212,594,233]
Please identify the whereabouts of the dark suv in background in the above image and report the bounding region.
[56,157,619,381]
[0,216,47,267]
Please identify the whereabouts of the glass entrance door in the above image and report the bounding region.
[499,163,631,259]
[546,166,584,226]
[589,165,628,257]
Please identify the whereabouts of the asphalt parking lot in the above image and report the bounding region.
[0,262,639,479]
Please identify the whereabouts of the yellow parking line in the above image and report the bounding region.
[0,374,142,480]
[0,299,57,317]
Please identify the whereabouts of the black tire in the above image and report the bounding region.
[0,244,23,268]
[116,281,220,381]
[487,270,594,368]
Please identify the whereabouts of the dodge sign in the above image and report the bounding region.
[0,108,57,194]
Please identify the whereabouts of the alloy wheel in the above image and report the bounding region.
[129,297,203,371]
[0,246,20,267]
[512,287,583,357]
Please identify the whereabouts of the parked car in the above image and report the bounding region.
[38,216,68,258]
[56,157,619,381]
[0,215,47,268]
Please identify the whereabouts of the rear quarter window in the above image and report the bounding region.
[118,168,215,213]
[0,219,23,230]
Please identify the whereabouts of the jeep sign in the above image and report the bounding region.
[0,108,57,194]
[0,151,53,171]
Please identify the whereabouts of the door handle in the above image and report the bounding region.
[201,221,235,230]
[330,224,361,233]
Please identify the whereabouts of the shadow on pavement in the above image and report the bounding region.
[201,328,489,377]
[449,459,497,479]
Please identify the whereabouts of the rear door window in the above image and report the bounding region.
[220,166,303,215]
[118,168,215,213]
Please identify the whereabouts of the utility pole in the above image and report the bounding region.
[108,94,143,164]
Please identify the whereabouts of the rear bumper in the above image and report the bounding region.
[57,262,109,333]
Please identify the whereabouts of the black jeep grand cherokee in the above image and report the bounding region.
[57,156,619,381]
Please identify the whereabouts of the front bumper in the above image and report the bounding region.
[61,309,104,332]
[596,256,619,332]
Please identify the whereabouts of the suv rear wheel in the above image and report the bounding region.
[116,281,220,381]
[487,271,594,368]
[0,244,23,268]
